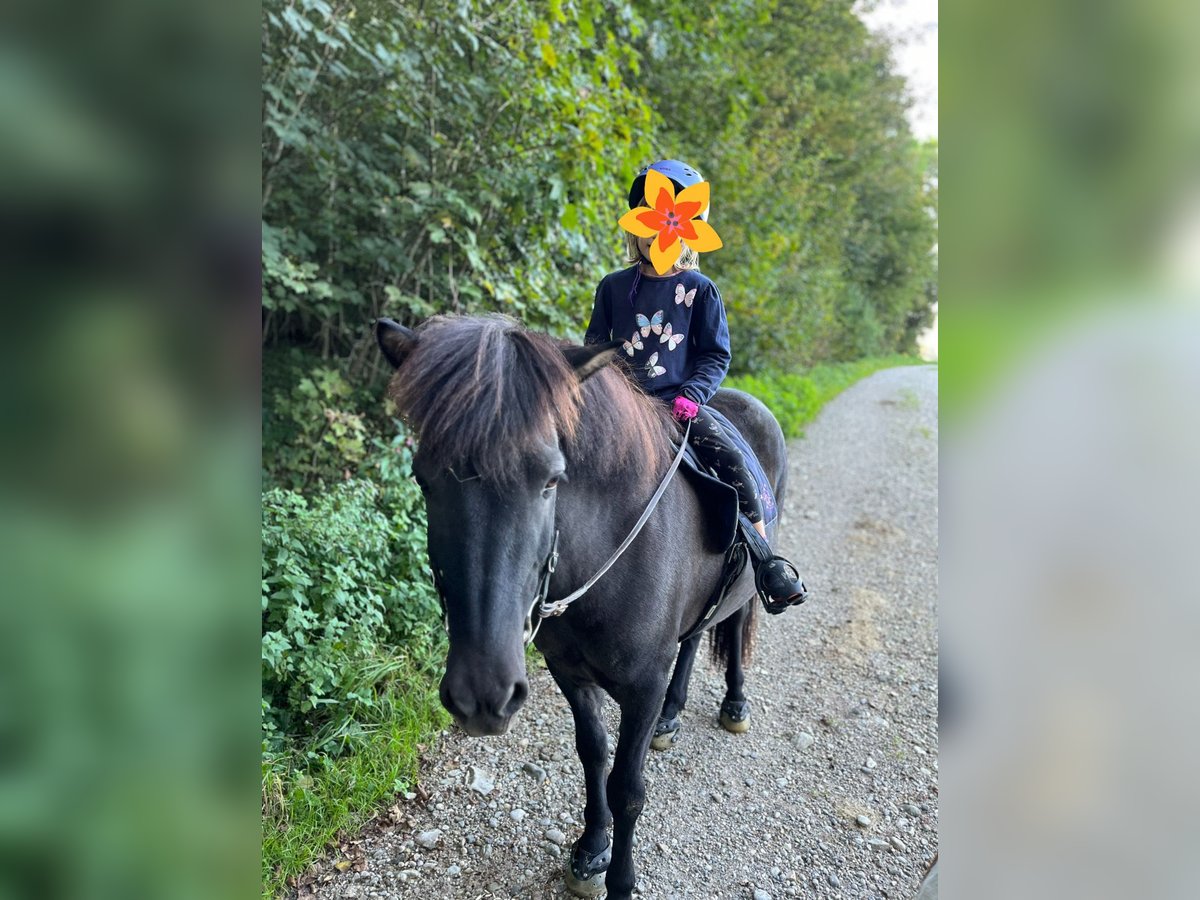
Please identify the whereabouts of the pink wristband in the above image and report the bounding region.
[672,396,699,421]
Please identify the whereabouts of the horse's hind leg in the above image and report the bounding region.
[547,668,613,898]
[651,633,701,751]
[718,602,753,734]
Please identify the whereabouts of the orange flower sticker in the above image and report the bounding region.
[618,169,723,274]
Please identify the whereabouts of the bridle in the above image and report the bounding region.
[430,421,692,647]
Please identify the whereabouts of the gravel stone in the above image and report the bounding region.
[753,890,772,900]
[856,815,872,828]
[304,367,939,900]
[468,767,494,795]
[521,762,547,783]
[414,830,440,850]
[544,828,567,846]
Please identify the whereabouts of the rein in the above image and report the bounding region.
[523,419,692,645]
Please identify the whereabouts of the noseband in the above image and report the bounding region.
[431,421,691,648]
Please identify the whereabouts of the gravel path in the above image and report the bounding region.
[303,365,939,900]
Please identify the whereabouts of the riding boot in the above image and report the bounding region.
[739,514,809,614]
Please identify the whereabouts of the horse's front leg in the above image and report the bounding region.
[605,681,667,900]
[547,668,612,898]
[651,633,701,750]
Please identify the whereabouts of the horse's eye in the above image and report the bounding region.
[544,477,559,490]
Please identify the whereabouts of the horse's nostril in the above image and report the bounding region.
[500,679,529,718]
[440,677,473,720]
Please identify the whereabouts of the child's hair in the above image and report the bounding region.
[623,232,700,271]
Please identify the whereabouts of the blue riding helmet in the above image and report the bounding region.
[628,159,710,221]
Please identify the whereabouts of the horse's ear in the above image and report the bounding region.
[562,340,622,383]
[375,318,418,369]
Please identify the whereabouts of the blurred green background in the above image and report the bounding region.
[940,0,1200,417]
[1,1,259,899]
[939,0,1200,896]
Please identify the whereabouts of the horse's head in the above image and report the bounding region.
[377,315,618,736]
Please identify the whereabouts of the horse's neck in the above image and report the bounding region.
[553,462,683,585]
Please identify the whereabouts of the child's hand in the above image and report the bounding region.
[672,396,699,421]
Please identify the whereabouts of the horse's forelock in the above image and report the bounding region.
[387,314,673,488]
[387,315,582,484]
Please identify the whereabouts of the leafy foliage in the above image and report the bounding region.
[634,0,937,369]
[262,0,655,377]
[261,435,442,754]
[261,0,936,377]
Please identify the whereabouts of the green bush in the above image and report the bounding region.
[262,350,389,492]
[261,434,443,754]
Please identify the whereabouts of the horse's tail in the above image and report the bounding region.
[709,596,758,668]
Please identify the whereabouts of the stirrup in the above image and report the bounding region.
[755,555,809,615]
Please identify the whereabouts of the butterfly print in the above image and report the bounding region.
[644,352,666,378]
[636,309,664,337]
[674,284,696,308]
[659,323,685,350]
[622,331,644,356]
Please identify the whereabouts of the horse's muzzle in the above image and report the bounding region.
[454,712,516,737]
[439,667,529,737]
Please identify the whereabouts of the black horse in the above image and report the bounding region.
[376,314,789,900]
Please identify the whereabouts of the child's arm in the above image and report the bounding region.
[678,282,732,405]
[583,276,613,344]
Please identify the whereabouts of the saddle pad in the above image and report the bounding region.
[698,404,779,527]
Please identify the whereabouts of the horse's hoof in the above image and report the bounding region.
[719,699,751,734]
[565,839,611,897]
[650,714,681,751]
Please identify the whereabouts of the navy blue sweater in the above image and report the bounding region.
[584,265,732,405]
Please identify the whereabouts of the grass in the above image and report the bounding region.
[261,653,450,900]
[726,353,930,439]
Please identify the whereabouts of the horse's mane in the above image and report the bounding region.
[387,314,674,486]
